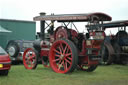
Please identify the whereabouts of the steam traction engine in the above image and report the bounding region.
[23,12,112,73]
[87,20,128,65]
[99,20,128,65]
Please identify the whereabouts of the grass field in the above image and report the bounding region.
[0,64,128,85]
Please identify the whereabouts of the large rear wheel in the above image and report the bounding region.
[23,48,38,69]
[49,39,78,73]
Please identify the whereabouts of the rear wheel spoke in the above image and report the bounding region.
[58,59,62,64]
[53,48,61,55]
[58,46,63,54]
[58,60,64,70]
[63,45,68,54]
[67,57,72,61]
[52,58,60,62]
[56,59,62,69]
[63,60,67,70]
[60,43,64,52]
[66,48,69,53]
[65,53,72,57]
[65,58,71,65]
[55,54,61,57]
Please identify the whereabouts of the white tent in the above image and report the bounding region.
[0,25,12,48]
[0,25,12,33]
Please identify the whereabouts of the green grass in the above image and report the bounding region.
[0,64,128,85]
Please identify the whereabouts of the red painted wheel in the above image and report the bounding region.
[49,39,78,73]
[78,64,97,72]
[54,26,69,40]
[23,48,38,69]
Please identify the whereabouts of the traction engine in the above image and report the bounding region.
[23,12,112,73]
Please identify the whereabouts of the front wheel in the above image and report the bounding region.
[23,48,38,69]
[49,39,78,74]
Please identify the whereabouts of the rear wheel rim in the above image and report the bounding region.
[49,40,74,73]
[23,48,37,69]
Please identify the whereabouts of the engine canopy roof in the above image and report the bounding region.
[33,12,112,22]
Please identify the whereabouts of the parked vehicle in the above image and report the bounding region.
[0,46,11,76]
[101,20,128,65]
[87,20,128,65]
[6,40,34,63]
[23,12,112,73]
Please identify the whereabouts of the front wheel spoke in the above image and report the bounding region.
[25,56,31,62]
[25,56,29,60]
[31,53,35,58]
[26,59,30,64]
[32,52,35,56]
[28,52,32,57]
[32,58,36,62]
[31,59,35,64]
[30,61,34,67]
[29,61,32,65]
[30,55,35,60]
[30,61,32,65]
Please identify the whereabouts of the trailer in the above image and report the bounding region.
[23,12,112,73]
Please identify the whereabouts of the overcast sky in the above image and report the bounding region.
[1,0,128,20]
[0,0,128,33]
